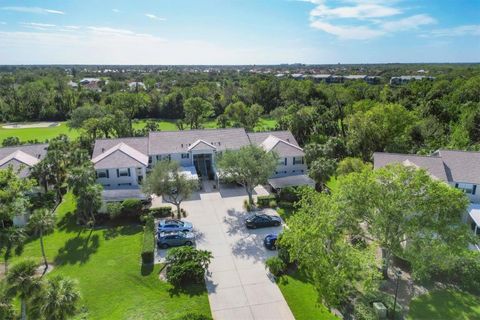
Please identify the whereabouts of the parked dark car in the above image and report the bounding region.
[157,219,193,233]
[157,231,195,249]
[263,234,278,250]
[245,213,282,229]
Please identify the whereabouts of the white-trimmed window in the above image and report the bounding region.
[96,169,109,179]
[117,168,131,177]
[293,156,304,165]
[181,153,189,159]
[456,183,476,194]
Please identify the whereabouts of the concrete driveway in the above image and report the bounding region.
[156,185,295,320]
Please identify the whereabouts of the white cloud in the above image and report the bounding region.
[1,6,64,15]
[428,25,480,37]
[145,14,165,21]
[304,0,436,40]
[310,20,385,39]
[0,22,6,25]
[382,14,436,32]
[21,22,56,28]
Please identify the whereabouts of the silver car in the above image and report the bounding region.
[157,219,193,233]
[157,231,195,249]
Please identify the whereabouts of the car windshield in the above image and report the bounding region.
[163,220,183,226]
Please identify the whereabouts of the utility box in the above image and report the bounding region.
[373,302,387,320]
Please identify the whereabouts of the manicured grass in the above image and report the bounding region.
[278,269,338,320]
[407,290,480,320]
[325,176,339,193]
[11,193,211,319]
[1,117,277,144]
[0,122,79,143]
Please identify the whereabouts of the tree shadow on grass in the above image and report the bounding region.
[57,211,81,233]
[168,283,208,298]
[54,229,100,265]
[102,224,142,240]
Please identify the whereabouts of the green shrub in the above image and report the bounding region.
[165,246,213,285]
[257,195,276,208]
[148,206,173,218]
[106,202,123,219]
[265,256,286,277]
[359,290,402,320]
[353,301,377,320]
[173,313,212,320]
[269,199,277,208]
[278,187,299,202]
[243,199,252,212]
[29,191,56,210]
[121,198,144,216]
[141,217,155,264]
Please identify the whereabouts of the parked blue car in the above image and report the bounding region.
[157,231,195,249]
[245,213,282,229]
[157,219,193,233]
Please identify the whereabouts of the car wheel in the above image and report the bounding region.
[161,243,169,249]
[275,221,281,226]
[185,241,193,246]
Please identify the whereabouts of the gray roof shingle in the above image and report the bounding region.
[0,144,49,177]
[437,150,480,185]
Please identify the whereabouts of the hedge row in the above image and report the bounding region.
[147,206,173,218]
[141,217,155,264]
[257,195,277,208]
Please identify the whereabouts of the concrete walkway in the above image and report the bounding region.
[161,185,295,320]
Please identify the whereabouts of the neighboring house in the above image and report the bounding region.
[389,75,435,85]
[79,78,102,92]
[0,144,49,225]
[374,150,480,250]
[67,80,79,89]
[128,81,146,91]
[91,128,314,201]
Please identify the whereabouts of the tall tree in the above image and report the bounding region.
[111,92,150,135]
[6,259,42,320]
[280,188,379,307]
[0,227,26,274]
[143,161,197,217]
[30,276,81,320]
[336,164,472,278]
[217,145,277,204]
[27,209,55,274]
[183,97,213,129]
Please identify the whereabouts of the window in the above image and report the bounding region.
[455,183,476,195]
[278,158,287,166]
[102,184,110,187]
[293,157,304,165]
[181,153,189,159]
[148,156,152,164]
[284,158,287,166]
[97,169,109,179]
[118,183,132,187]
[117,168,130,177]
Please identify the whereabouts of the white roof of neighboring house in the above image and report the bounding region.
[128,82,146,88]
[0,150,40,167]
[469,204,480,227]
[188,139,216,151]
[260,135,304,156]
[92,142,149,169]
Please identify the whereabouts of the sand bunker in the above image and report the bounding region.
[2,122,60,129]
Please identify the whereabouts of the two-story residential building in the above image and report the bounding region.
[374,150,480,250]
[0,143,49,225]
[91,128,314,201]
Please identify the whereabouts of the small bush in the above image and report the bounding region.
[278,187,299,202]
[359,290,402,320]
[173,313,212,320]
[121,198,144,216]
[265,256,286,277]
[29,191,56,210]
[243,199,252,212]
[353,301,377,320]
[106,202,123,219]
[141,217,155,264]
[269,199,277,208]
[257,195,276,208]
[148,206,172,218]
[165,246,213,285]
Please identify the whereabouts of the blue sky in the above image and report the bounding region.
[0,0,478,64]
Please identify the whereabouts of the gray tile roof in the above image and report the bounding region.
[92,129,304,169]
[148,128,250,154]
[373,152,449,182]
[92,137,148,158]
[0,144,48,177]
[437,150,480,185]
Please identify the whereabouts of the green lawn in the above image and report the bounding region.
[278,269,338,320]
[11,193,211,320]
[0,117,277,144]
[325,176,339,192]
[0,122,79,143]
[407,290,480,320]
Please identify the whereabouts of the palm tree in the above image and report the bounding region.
[27,209,55,275]
[31,276,81,320]
[0,227,26,274]
[6,259,42,320]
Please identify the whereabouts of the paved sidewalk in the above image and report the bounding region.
[177,186,295,320]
